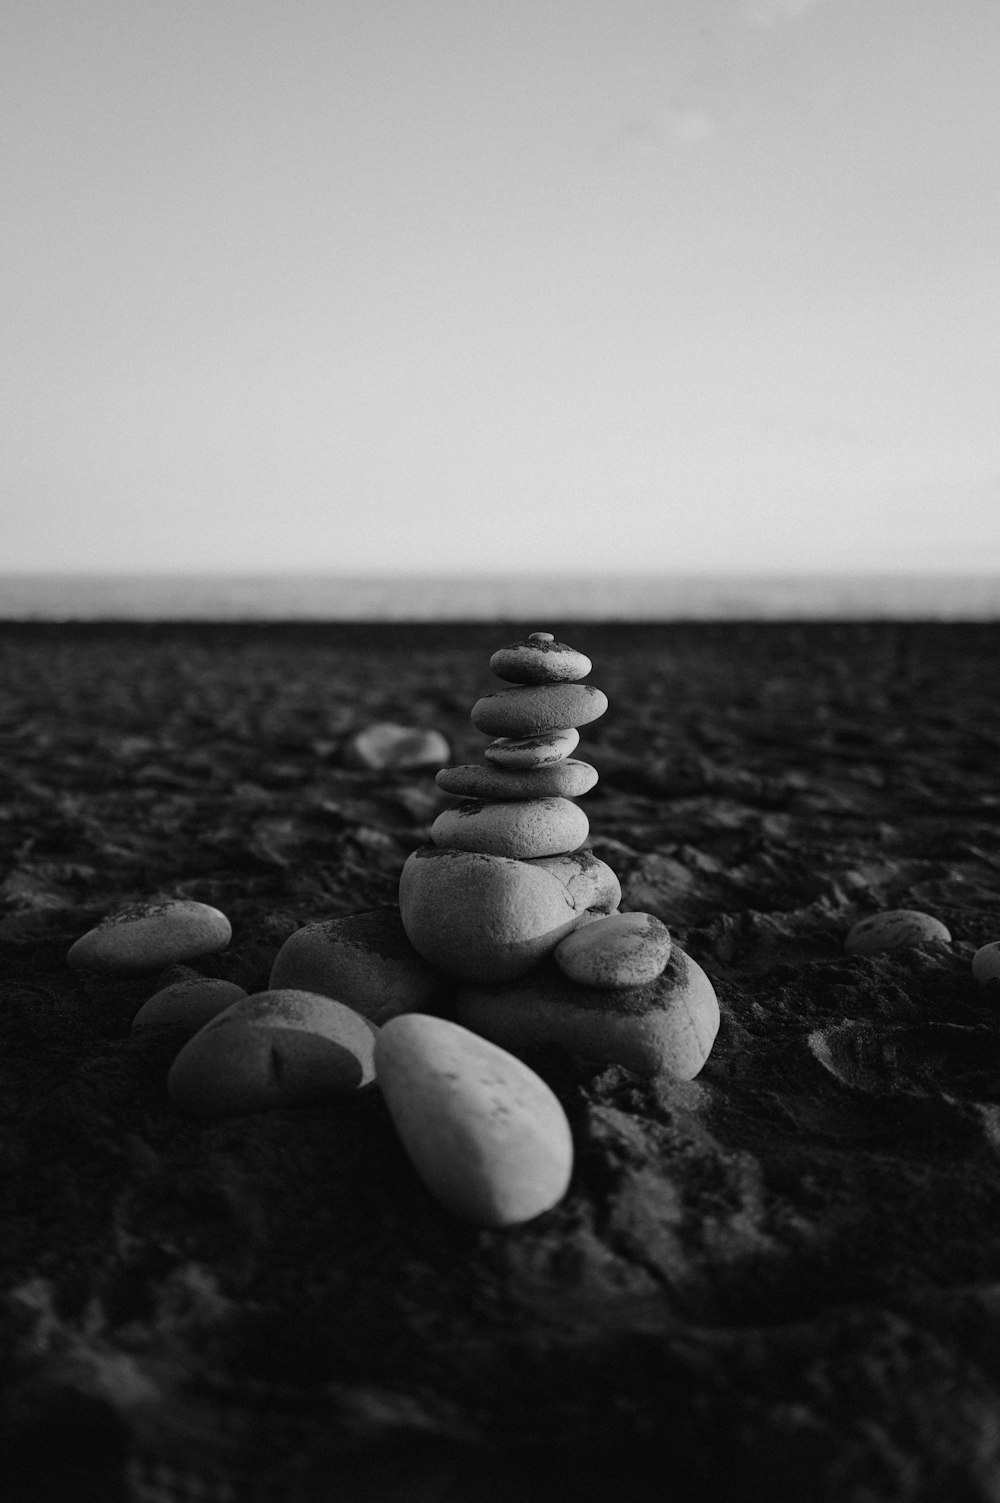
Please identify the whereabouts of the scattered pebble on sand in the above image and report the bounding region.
[972,941,1000,984]
[68,899,232,974]
[844,909,952,955]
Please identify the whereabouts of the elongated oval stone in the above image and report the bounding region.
[436,759,598,801]
[490,639,592,685]
[132,977,247,1036]
[485,728,580,768]
[430,797,589,860]
[398,846,579,982]
[471,684,608,739]
[845,909,951,955]
[456,946,719,1080]
[554,912,671,989]
[167,989,377,1117]
[374,1014,573,1227]
[268,908,445,1024]
[68,900,232,974]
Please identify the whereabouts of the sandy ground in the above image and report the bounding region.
[3,620,1000,1502]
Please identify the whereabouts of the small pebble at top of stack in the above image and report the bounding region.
[168,989,377,1117]
[430,797,589,861]
[374,1014,573,1227]
[490,637,592,685]
[472,683,608,739]
[436,758,598,801]
[485,728,580,768]
[844,909,951,955]
[68,899,232,973]
[972,941,1000,984]
[554,912,671,989]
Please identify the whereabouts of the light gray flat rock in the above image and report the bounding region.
[554,912,671,989]
[343,722,450,770]
[132,977,247,1036]
[471,684,608,739]
[845,909,951,955]
[430,797,589,860]
[436,759,598,801]
[68,899,232,974]
[456,945,719,1080]
[490,638,592,685]
[484,728,580,768]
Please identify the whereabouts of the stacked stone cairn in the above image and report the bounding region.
[64,634,727,1232]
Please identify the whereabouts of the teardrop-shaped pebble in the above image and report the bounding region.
[436,759,598,801]
[398,846,578,982]
[430,797,589,860]
[456,945,719,1081]
[554,912,671,989]
[268,908,445,1024]
[167,989,377,1117]
[68,900,232,974]
[374,1014,573,1227]
[132,977,247,1037]
[844,909,951,955]
[471,684,608,739]
[485,728,580,768]
[972,941,1000,983]
[490,639,592,685]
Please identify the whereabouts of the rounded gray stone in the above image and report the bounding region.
[972,941,1000,984]
[845,909,951,955]
[268,908,445,1024]
[132,978,247,1036]
[554,912,671,989]
[456,945,719,1081]
[430,797,589,860]
[471,684,608,739]
[167,988,378,1117]
[490,639,592,685]
[436,758,598,801]
[398,846,579,982]
[485,728,580,768]
[68,900,232,974]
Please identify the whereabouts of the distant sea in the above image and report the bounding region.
[1,572,999,622]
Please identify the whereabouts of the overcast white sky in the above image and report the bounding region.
[3,0,999,574]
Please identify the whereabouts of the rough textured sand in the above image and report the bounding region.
[3,620,1000,1502]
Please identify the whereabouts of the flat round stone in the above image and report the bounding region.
[430,797,589,860]
[167,988,377,1117]
[398,846,578,982]
[436,759,598,801]
[972,941,1000,983]
[845,909,951,955]
[485,728,580,768]
[374,1014,573,1227]
[522,850,621,915]
[268,908,446,1024]
[471,684,608,739]
[343,722,450,770]
[554,912,671,989]
[490,639,592,685]
[68,900,232,974]
[456,945,719,1081]
[132,977,247,1036]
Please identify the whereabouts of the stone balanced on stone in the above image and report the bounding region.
[398,632,616,983]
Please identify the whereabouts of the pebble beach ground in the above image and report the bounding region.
[3,618,1000,1502]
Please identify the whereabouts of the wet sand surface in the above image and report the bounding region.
[3,620,1000,1502]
